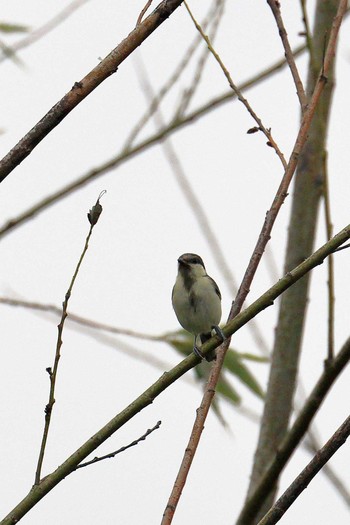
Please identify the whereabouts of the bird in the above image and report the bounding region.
[172,253,225,361]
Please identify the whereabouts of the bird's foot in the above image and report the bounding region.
[213,325,226,342]
[193,344,205,360]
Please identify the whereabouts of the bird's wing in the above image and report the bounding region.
[207,276,221,300]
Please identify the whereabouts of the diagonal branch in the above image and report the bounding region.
[184,1,287,168]
[266,0,307,110]
[257,414,350,525]
[236,336,350,524]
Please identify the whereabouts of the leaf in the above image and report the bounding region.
[216,375,241,405]
[166,332,265,406]
[0,22,30,34]
[224,350,265,399]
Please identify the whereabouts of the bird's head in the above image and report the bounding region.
[177,253,206,278]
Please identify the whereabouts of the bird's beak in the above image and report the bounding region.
[178,256,188,266]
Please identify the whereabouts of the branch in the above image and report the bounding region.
[184,1,287,168]
[266,0,307,110]
[0,0,184,182]
[76,421,161,469]
[236,335,350,524]
[34,193,103,484]
[257,415,350,525]
[1,225,349,524]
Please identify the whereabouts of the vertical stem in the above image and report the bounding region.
[34,225,94,484]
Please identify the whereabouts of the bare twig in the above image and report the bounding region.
[0,0,184,182]
[185,1,287,168]
[136,1,154,26]
[34,195,103,485]
[257,415,350,525]
[266,0,307,110]
[77,421,161,469]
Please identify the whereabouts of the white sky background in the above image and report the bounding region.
[1,1,350,524]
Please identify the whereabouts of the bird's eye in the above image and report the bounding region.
[190,256,202,265]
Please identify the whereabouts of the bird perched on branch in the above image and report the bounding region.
[172,253,225,361]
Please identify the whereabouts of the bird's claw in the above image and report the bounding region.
[193,344,205,360]
[213,325,225,342]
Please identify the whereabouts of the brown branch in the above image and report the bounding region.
[257,414,350,525]
[266,0,307,110]
[0,0,184,183]
[136,0,154,26]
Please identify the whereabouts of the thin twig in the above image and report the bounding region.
[77,421,161,469]
[34,196,103,485]
[1,223,350,525]
[257,415,350,525]
[0,44,307,240]
[136,0,154,26]
[236,335,350,524]
[266,0,307,110]
[184,0,287,169]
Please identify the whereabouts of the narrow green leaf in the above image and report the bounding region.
[224,350,265,399]
[0,22,30,34]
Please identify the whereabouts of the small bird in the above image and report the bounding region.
[172,253,225,361]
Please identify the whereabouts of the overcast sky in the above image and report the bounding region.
[1,1,350,524]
